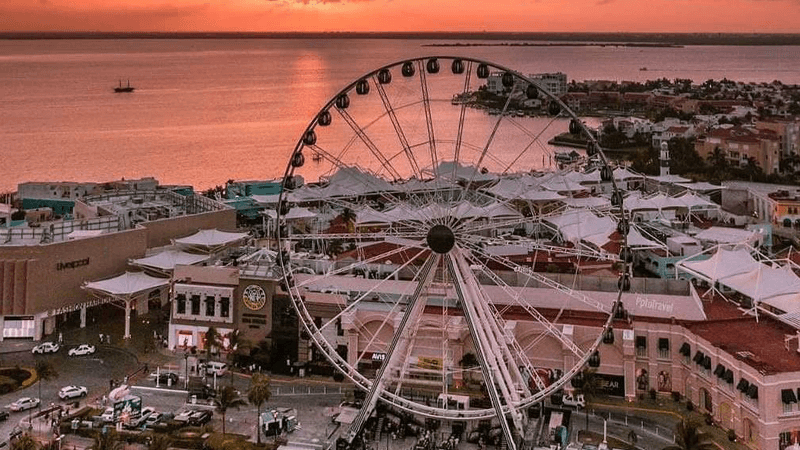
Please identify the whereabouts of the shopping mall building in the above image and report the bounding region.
[0,185,235,341]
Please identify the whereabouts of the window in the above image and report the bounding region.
[191,295,201,315]
[679,342,691,364]
[176,293,186,314]
[636,336,647,357]
[658,338,670,359]
[220,297,230,318]
[782,389,798,414]
[205,296,215,316]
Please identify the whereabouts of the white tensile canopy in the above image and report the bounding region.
[677,247,761,284]
[173,229,249,253]
[720,265,800,302]
[263,207,318,220]
[693,227,759,245]
[130,250,209,274]
[561,196,611,209]
[83,271,169,339]
[675,181,726,192]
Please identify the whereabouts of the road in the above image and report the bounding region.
[0,344,139,444]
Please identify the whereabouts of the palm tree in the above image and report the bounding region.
[10,434,40,450]
[247,373,272,444]
[574,367,600,431]
[204,326,220,361]
[147,434,172,450]
[214,385,247,435]
[89,430,124,450]
[341,208,357,233]
[226,329,250,386]
[34,360,58,410]
[662,418,716,450]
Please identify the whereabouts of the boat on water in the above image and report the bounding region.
[639,67,648,71]
[114,80,135,93]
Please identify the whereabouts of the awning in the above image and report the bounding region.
[713,364,726,378]
[693,351,704,364]
[702,356,712,370]
[724,369,734,384]
[679,342,691,356]
[658,338,670,351]
[782,389,798,404]
[737,378,750,392]
[747,385,758,399]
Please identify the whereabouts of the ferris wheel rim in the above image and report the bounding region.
[274,55,630,421]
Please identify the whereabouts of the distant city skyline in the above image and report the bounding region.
[2,0,800,34]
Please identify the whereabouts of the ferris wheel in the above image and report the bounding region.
[275,57,631,449]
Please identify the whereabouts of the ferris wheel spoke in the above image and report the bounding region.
[372,77,423,180]
[294,242,427,289]
[500,114,563,175]
[451,61,473,188]
[456,85,519,209]
[345,253,440,443]
[459,244,590,364]
[333,107,403,181]
[457,237,611,315]
[302,143,438,228]
[445,251,521,450]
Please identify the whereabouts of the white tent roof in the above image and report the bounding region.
[354,206,393,225]
[436,161,497,183]
[263,207,318,220]
[84,271,169,296]
[561,196,611,209]
[545,210,616,245]
[540,177,587,193]
[174,229,249,249]
[677,247,760,283]
[693,227,758,245]
[675,182,726,192]
[721,265,800,301]
[131,250,209,271]
[518,190,566,202]
[764,292,800,314]
[251,193,301,204]
[648,174,692,184]
[674,192,719,210]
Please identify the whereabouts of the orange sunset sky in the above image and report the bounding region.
[1,0,799,33]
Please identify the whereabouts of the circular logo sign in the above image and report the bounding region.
[242,285,266,311]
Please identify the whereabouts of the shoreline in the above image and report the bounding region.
[424,42,683,48]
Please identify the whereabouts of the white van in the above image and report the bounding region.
[201,361,227,376]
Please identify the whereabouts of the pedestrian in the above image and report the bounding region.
[58,332,63,344]
[99,333,104,343]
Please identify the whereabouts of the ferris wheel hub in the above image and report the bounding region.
[426,224,456,254]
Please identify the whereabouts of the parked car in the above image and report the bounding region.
[562,392,586,409]
[31,342,60,354]
[0,410,9,421]
[154,372,179,386]
[8,397,40,412]
[188,410,213,426]
[100,407,115,423]
[58,385,88,400]
[199,361,227,376]
[125,407,156,429]
[68,344,96,357]
[144,411,167,428]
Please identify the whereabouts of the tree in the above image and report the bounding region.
[214,385,247,435]
[247,373,272,444]
[204,326,220,361]
[341,208,357,234]
[89,430,124,450]
[147,435,172,450]
[574,367,601,431]
[459,352,479,384]
[10,434,40,450]
[227,329,250,386]
[34,360,58,410]
[662,418,716,450]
